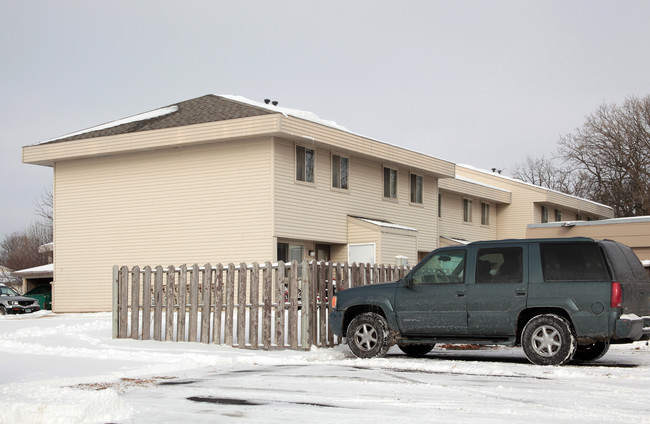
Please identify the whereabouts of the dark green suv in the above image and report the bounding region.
[330,237,650,365]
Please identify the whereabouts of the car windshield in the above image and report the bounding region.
[0,286,19,296]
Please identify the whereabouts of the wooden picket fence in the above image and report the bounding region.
[112,260,410,350]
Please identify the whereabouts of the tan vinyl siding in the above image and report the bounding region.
[53,139,273,312]
[456,166,614,239]
[280,117,455,178]
[379,231,418,265]
[439,192,497,242]
[347,219,381,261]
[23,115,283,166]
[273,138,439,253]
[527,219,650,262]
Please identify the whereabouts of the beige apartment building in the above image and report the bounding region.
[23,95,615,312]
[527,217,650,263]
[437,164,614,244]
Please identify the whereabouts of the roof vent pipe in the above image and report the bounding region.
[264,99,271,104]
[272,101,278,106]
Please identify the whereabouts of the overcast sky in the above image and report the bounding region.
[2,0,650,240]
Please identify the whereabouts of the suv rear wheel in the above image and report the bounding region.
[572,341,610,362]
[398,344,435,357]
[346,312,391,359]
[522,314,576,365]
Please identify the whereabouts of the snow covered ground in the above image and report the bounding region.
[1,312,650,424]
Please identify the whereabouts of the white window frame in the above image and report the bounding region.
[348,243,376,265]
[383,166,398,199]
[463,198,473,223]
[481,202,490,226]
[296,145,315,183]
[332,154,349,190]
[410,173,423,204]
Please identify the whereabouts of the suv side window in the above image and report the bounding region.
[476,247,523,283]
[410,249,466,284]
[540,242,609,281]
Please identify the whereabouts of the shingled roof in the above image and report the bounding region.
[42,95,277,144]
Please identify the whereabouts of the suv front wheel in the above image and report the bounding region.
[522,314,576,366]
[346,312,391,359]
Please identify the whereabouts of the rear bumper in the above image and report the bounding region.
[614,314,650,341]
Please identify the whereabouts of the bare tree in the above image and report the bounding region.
[558,95,650,217]
[512,155,592,198]
[34,187,53,231]
[0,222,52,272]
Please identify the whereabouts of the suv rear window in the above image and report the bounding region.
[476,247,523,283]
[541,242,609,281]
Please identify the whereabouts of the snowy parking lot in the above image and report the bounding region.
[1,312,650,423]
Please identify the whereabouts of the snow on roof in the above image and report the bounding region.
[457,164,613,211]
[41,105,179,144]
[440,236,471,245]
[528,215,650,228]
[221,95,350,132]
[13,264,54,275]
[355,217,418,232]
[454,175,510,193]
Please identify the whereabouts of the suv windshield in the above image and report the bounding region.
[410,249,466,284]
[0,286,19,296]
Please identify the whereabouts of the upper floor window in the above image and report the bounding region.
[541,206,549,223]
[332,154,349,189]
[463,199,473,223]
[410,174,423,204]
[383,167,398,199]
[481,202,490,226]
[296,145,314,183]
[555,208,562,221]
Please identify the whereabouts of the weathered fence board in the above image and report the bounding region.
[113,260,409,351]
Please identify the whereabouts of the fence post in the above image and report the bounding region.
[142,266,152,340]
[177,265,187,342]
[212,264,224,345]
[165,266,175,342]
[249,262,259,349]
[131,266,140,340]
[201,263,212,343]
[262,262,272,349]
[288,260,299,349]
[153,266,163,341]
[225,263,235,346]
[119,266,129,339]
[188,264,199,342]
[275,261,285,348]
[300,260,311,349]
[112,265,119,339]
[237,262,247,348]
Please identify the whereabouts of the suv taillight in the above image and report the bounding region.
[611,282,622,308]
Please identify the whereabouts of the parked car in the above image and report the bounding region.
[0,283,41,315]
[24,285,52,310]
[330,237,650,365]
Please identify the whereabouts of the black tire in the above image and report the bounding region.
[346,312,391,359]
[398,344,435,357]
[0,306,6,316]
[521,314,576,366]
[572,341,610,362]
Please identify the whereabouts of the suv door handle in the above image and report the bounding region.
[515,289,527,296]
[456,291,466,297]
